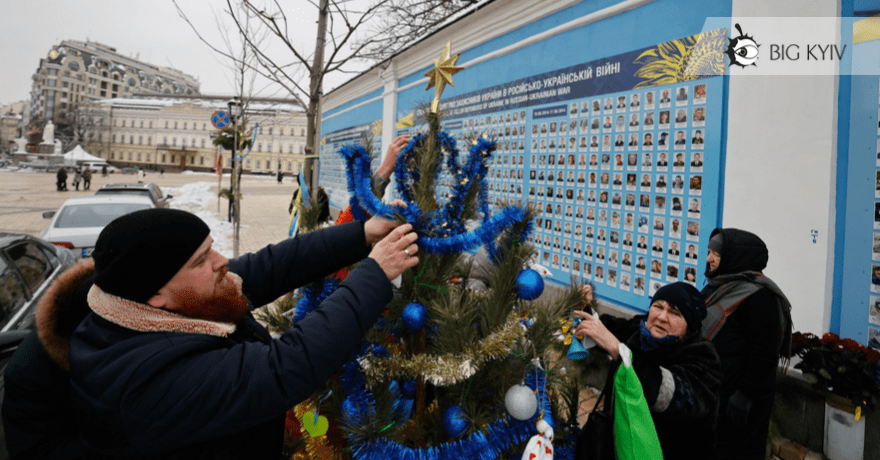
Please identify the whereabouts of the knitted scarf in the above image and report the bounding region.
[639,319,683,351]
[701,271,793,363]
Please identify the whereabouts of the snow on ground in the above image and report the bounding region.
[164,181,235,258]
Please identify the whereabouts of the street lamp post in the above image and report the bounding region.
[227,98,242,258]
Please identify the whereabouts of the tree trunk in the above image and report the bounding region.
[303,0,328,198]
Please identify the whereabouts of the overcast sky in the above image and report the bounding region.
[0,1,361,107]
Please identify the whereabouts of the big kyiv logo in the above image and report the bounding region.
[726,22,847,67]
[726,23,760,67]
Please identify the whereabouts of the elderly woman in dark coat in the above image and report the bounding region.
[574,282,722,460]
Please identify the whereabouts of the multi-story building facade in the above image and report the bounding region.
[27,40,200,127]
[84,96,307,175]
[0,101,25,154]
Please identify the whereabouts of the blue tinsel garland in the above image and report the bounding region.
[339,363,554,460]
[339,138,530,255]
[292,278,339,324]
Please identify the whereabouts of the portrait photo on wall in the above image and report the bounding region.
[635,276,646,296]
[660,89,671,107]
[686,220,700,241]
[675,86,689,104]
[644,91,655,110]
[876,139,880,166]
[659,110,671,129]
[875,202,880,229]
[692,129,704,148]
[693,107,706,127]
[871,296,880,326]
[869,327,880,350]
[873,265,880,294]
[675,109,688,127]
[874,234,880,261]
[684,266,697,284]
[694,83,707,104]
[649,280,665,297]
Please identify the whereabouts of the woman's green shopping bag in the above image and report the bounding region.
[612,343,663,460]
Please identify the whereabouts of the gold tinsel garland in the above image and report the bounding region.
[358,318,526,386]
[291,400,344,460]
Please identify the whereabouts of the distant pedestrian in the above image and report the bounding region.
[138,168,145,181]
[72,168,82,191]
[101,165,107,177]
[82,168,92,190]
[56,168,68,191]
[277,170,282,184]
[160,168,164,176]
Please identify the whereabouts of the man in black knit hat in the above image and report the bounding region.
[701,228,793,460]
[66,208,418,458]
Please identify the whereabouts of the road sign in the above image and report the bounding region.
[211,110,231,129]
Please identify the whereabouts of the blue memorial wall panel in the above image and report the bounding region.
[394,30,726,309]
[835,23,880,348]
[319,119,383,210]
[395,0,730,122]
[321,0,732,311]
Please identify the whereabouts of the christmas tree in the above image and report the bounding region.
[267,41,606,460]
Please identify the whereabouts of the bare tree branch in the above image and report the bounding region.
[176,0,476,196]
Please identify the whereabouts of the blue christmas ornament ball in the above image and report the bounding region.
[341,397,361,423]
[515,269,544,300]
[442,404,470,438]
[402,380,417,398]
[401,302,428,331]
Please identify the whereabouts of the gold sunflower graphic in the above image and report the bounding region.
[634,29,728,89]
[371,119,383,137]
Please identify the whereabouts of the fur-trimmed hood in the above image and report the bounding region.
[36,258,95,371]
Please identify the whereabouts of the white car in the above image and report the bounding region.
[40,195,155,259]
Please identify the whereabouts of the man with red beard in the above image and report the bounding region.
[68,208,418,458]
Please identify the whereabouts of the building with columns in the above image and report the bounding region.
[84,96,306,175]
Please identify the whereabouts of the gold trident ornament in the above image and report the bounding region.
[424,40,465,113]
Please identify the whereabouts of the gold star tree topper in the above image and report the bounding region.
[424,41,465,113]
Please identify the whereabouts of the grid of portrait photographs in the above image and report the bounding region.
[318,123,384,207]
[869,89,880,348]
[432,82,710,300]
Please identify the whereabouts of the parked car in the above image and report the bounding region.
[40,195,155,259]
[0,233,76,332]
[80,161,119,174]
[0,234,76,460]
[95,182,172,208]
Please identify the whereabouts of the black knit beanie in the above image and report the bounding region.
[651,282,707,334]
[92,208,210,304]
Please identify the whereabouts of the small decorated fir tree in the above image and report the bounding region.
[269,41,602,460]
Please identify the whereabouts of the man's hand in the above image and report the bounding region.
[376,135,411,181]
[364,200,407,243]
[368,224,420,280]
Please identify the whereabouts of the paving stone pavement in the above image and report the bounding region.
[0,169,296,256]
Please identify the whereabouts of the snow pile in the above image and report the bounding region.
[164,181,235,258]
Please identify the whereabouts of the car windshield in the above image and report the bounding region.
[96,189,153,200]
[54,203,152,228]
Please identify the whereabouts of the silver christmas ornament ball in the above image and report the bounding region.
[504,384,538,420]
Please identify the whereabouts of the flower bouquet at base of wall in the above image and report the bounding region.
[792,332,880,412]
